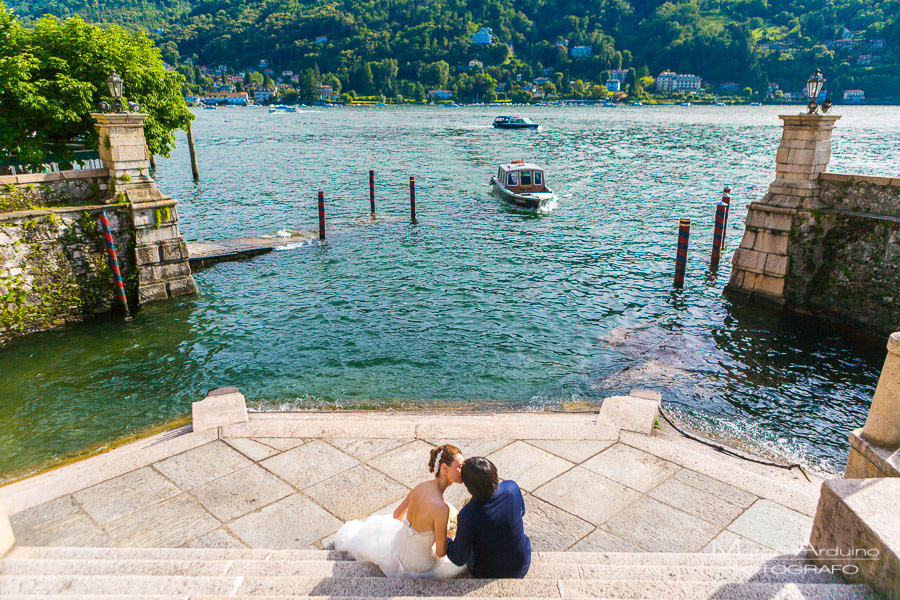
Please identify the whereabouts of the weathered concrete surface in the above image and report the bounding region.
[191,389,249,432]
[1,412,822,556]
[861,331,900,447]
[597,394,660,435]
[187,234,314,267]
[809,478,900,600]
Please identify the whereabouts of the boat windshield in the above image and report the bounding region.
[507,171,518,186]
[534,171,543,186]
[521,170,532,186]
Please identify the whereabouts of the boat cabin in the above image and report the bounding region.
[497,161,548,194]
[493,116,536,127]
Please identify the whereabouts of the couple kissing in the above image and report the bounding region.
[334,443,531,579]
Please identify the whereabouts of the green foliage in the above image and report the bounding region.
[0,2,192,169]
[4,0,900,100]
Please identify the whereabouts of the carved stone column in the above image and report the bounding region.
[725,114,840,304]
[846,331,900,478]
[92,113,197,304]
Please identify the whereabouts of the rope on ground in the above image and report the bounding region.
[657,404,811,483]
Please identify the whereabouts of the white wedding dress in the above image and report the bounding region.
[334,513,468,578]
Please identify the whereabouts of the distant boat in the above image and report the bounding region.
[680,102,692,107]
[750,102,761,106]
[716,102,726,106]
[492,115,539,130]
[202,105,217,110]
[601,100,615,107]
[630,102,643,107]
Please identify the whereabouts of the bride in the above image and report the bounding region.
[334,443,469,578]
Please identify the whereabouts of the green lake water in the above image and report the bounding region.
[2,105,898,482]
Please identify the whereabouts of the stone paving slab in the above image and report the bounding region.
[2,412,826,557]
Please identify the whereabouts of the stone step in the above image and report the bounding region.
[0,558,842,584]
[8,546,811,566]
[0,577,877,599]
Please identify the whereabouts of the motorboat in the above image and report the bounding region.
[490,160,554,209]
[492,115,540,129]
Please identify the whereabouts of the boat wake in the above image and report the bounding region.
[537,197,558,213]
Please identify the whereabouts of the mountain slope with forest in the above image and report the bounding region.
[5,0,898,100]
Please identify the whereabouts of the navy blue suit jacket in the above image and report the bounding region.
[445,480,531,578]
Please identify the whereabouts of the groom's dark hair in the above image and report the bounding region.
[461,457,499,502]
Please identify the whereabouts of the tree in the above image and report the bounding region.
[298,68,319,102]
[0,5,191,168]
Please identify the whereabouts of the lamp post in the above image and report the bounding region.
[107,71,124,113]
[805,68,826,115]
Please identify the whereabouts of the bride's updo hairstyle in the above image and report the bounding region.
[428,444,461,477]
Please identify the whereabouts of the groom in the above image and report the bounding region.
[445,457,531,578]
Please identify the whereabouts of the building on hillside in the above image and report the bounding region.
[254,89,276,103]
[825,39,853,51]
[263,68,275,76]
[281,71,294,79]
[857,54,878,65]
[570,46,592,58]
[258,60,269,69]
[428,89,453,100]
[656,70,702,93]
[472,28,493,45]
[319,85,338,101]
[495,83,507,92]
[214,84,236,93]
[608,69,628,83]
[719,82,740,93]
[468,59,484,70]
[202,92,250,106]
[216,65,228,74]
[767,82,780,94]
[316,35,328,43]
[184,95,200,105]
[868,38,885,50]
[605,79,620,92]
[554,39,569,48]
[843,89,865,103]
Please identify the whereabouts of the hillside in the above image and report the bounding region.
[5,0,899,100]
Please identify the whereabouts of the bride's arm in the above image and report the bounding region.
[433,505,450,557]
[393,493,411,521]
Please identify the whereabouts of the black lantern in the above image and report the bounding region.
[106,71,124,113]
[805,69,826,115]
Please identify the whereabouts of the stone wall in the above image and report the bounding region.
[726,115,900,335]
[0,170,109,213]
[785,174,900,334]
[0,202,133,344]
[0,112,197,344]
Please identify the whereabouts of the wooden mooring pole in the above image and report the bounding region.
[409,176,417,220]
[318,191,326,240]
[710,202,728,268]
[186,121,199,180]
[674,218,690,288]
[369,170,376,214]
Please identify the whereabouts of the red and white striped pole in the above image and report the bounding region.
[317,191,326,240]
[369,170,376,214]
[409,176,417,220]
[710,202,728,267]
[720,185,731,255]
[98,210,131,319]
[674,218,690,288]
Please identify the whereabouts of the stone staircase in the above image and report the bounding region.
[0,546,876,599]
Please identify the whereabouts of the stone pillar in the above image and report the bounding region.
[92,113,197,304]
[725,115,840,304]
[846,331,900,478]
[0,497,13,557]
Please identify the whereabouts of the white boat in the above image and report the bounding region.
[490,160,554,209]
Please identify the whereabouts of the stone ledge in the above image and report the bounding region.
[809,477,900,600]
[820,172,900,187]
[0,169,108,186]
[845,428,900,478]
[0,204,129,223]
[192,390,249,432]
